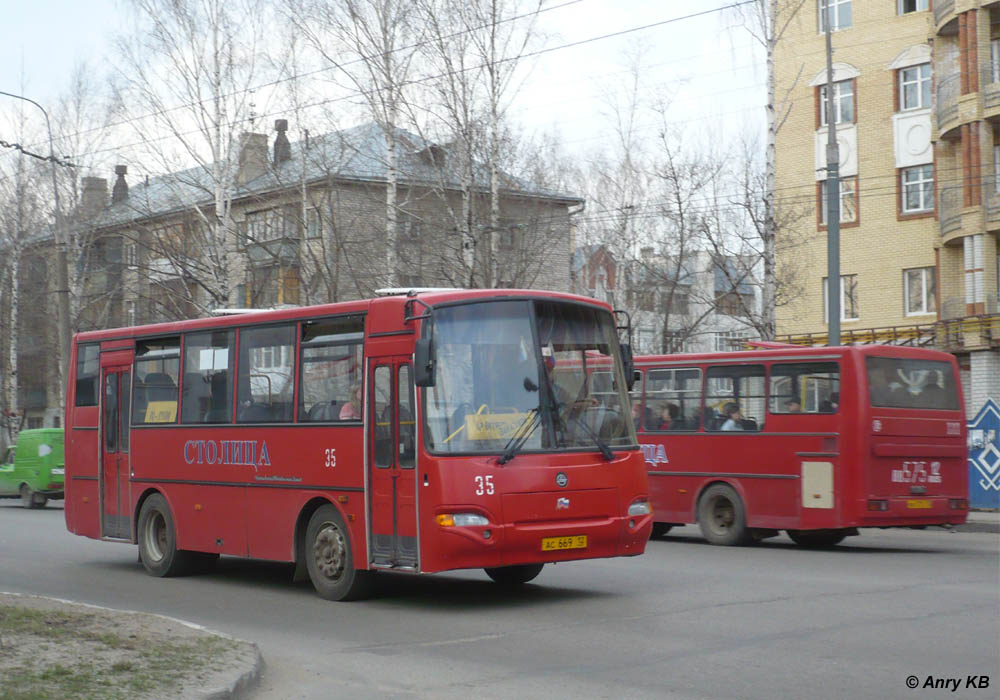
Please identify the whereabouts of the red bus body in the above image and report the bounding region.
[65,290,650,598]
[632,345,968,546]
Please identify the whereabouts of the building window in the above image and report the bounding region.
[901,164,934,213]
[663,330,689,354]
[904,267,936,316]
[818,0,851,32]
[27,417,43,430]
[823,274,859,322]
[818,80,854,126]
[994,144,1000,194]
[899,63,931,111]
[897,0,928,15]
[819,178,858,225]
[306,208,324,239]
[124,241,137,268]
[713,330,752,352]
[663,287,690,315]
[637,327,657,353]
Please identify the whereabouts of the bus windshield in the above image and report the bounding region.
[424,299,636,455]
[866,356,960,410]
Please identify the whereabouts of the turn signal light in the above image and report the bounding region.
[867,499,889,512]
[435,513,489,527]
[948,499,968,510]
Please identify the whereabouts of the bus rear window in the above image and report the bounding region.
[866,357,959,410]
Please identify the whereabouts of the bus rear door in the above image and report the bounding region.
[100,350,133,539]
[368,359,418,568]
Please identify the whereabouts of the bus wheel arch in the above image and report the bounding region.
[696,481,751,546]
[303,502,374,601]
[293,497,336,583]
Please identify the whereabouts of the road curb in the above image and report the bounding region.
[0,592,263,699]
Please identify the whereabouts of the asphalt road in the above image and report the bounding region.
[1,500,998,700]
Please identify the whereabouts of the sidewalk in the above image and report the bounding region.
[959,510,1000,534]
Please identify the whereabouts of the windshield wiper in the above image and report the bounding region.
[565,410,615,462]
[498,409,539,465]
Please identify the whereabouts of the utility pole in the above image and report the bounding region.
[0,91,73,397]
[822,5,841,346]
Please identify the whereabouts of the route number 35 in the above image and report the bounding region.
[324,448,336,468]
[474,475,494,495]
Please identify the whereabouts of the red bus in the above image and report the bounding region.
[65,289,651,600]
[629,344,968,547]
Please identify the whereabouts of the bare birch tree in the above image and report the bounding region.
[111,0,279,314]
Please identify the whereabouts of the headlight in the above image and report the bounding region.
[627,499,651,516]
[435,513,490,527]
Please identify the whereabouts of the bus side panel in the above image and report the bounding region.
[130,429,249,557]
[244,425,367,562]
[65,407,101,539]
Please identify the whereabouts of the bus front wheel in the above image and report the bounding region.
[305,504,373,601]
[137,493,190,577]
[484,563,544,585]
[650,523,673,539]
[697,484,750,546]
[787,530,848,548]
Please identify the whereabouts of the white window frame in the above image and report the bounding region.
[819,80,854,126]
[823,275,860,323]
[899,63,931,111]
[820,178,858,225]
[901,164,934,213]
[713,330,752,353]
[904,267,936,316]
[897,0,928,15]
[818,0,852,33]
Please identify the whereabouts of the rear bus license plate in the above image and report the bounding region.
[541,535,587,551]
[906,499,932,509]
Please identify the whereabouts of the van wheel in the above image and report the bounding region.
[137,494,191,577]
[20,484,39,509]
[305,504,373,601]
[697,484,750,546]
[650,523,673,539]
[484,563,544,585]
[787,530,848,548]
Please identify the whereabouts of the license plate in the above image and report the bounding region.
[51,468,64,475]
[906,499,932,509]
[541,535,587,551]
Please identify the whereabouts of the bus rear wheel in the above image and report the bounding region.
[697,484,750,546]
[138,493,191,577]
[484,563,544,585]
[305,504,373,601]
[787,530,848,548]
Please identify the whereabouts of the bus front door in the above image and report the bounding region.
[368,360,418,569]
[100,360,132,539]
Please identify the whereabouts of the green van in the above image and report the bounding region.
[0,428,65,508]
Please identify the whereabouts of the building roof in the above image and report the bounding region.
[87,121,583,230]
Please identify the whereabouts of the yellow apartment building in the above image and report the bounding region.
[774,0,999,415]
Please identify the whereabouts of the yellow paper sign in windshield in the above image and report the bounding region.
[465,412,532,440]
[145,401,178,423]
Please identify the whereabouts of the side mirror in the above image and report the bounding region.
[621,343,636,390]
[414,338,435,387]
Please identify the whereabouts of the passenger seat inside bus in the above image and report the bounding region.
[305,401,339,422]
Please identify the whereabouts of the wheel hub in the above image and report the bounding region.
[313,523,346,580]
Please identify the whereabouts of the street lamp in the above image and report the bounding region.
[0,90,73,401]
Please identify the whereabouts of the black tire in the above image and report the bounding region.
[20,484,36,509]
[484,563,544,585]
[33,493,48,508]
[787,530,848,548]
[137,493,191,577]
[697,484,750,546]
[650,523,673,539]
[305,504,373,601]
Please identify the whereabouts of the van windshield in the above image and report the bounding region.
[866,357,960,410]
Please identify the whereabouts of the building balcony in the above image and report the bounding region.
[939,186,963,236]
[939,185,992,244]
[936,74,960,135]
[934,0,956,32]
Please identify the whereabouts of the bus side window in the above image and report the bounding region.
[297,316,365,423]
[768,362,840,414]
[645,367,701,431]
[133,338,181,425]
[182,330,234,424]
[237,325,295,423]
[704,365,766,432]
